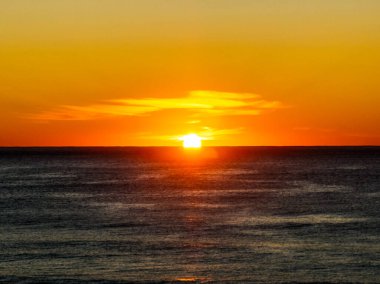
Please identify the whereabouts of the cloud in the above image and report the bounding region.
[136,126,245,142]
[28,90,283,121]
[198,126,245,140]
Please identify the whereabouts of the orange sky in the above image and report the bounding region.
[1,0,380,146]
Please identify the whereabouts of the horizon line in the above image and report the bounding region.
[1,145,380,148]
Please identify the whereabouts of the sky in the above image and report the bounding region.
[1,0,380,146]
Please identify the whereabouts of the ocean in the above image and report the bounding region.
[0,147,379,283]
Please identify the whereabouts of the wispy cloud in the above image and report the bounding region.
[136,126,245,142]
[198,126,245,140]
[28,90,283,121]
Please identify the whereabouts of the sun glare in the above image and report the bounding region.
[181,134,202,148]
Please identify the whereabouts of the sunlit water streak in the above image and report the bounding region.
[0,147,379,283]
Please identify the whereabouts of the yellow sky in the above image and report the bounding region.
[1,0,380,146]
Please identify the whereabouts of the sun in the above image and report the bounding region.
[181,134,202,148]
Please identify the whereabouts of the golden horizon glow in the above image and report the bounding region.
[181,134,202,149]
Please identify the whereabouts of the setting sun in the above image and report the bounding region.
[181,134,202,148]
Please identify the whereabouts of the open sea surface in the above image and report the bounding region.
[0,147,379,283]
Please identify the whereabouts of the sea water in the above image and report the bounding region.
[0,147,379,283]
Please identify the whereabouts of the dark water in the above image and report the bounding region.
[1,147,379,283]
